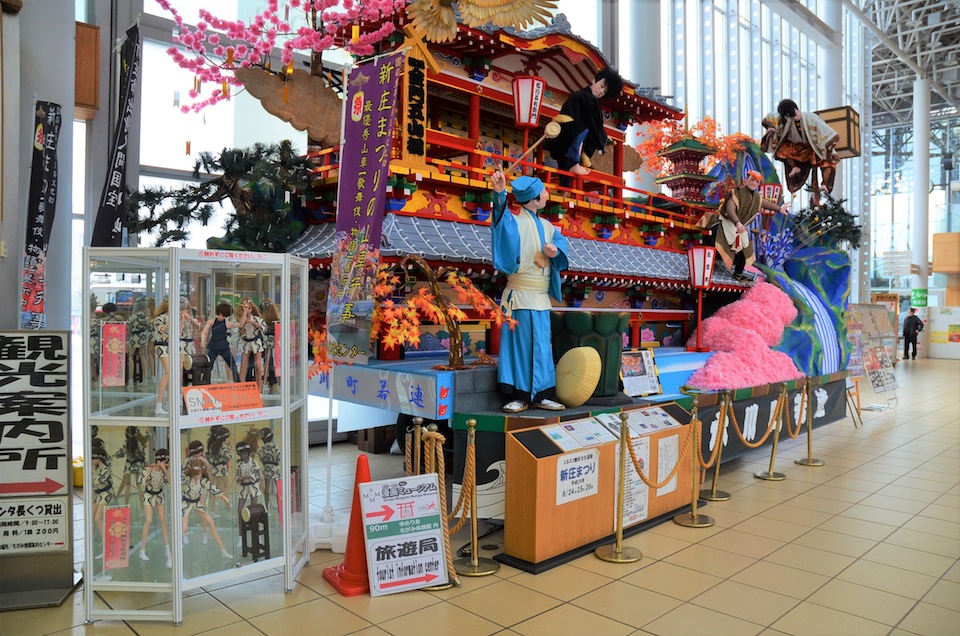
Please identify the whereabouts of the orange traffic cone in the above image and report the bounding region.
[322,454,371,596]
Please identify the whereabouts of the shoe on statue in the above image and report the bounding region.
[538,399,566,411]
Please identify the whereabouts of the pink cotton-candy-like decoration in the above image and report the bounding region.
[685,281,803,390]
[712,281,797,346]
[687,347,804,390]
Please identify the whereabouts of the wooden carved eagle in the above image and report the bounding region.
[407,0,557,43]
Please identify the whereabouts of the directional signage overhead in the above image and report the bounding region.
[358,473,447,596]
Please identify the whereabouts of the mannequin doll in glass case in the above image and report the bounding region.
[258,427,280,509]
[206,425,232,513]
[139,448,171,567]
[114,425,147,507]
[235,441,262,519]
[181,457,232,559]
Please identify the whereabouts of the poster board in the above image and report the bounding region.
[621,349,662,397]
[926,306,960,360]
[846,304,898,375]
[862,345,898,393]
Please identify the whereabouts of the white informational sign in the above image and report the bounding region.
[580,418,618,444]
[621,350,662,397]
[0,496,69,554]
[625,407,679,433]
[556,449,600,505]
[541,424,583,452]
[656,435,679,496]
[359,473,448,596]
[560,421,603,447]
[614,436,650,527]
[0,332,70,501]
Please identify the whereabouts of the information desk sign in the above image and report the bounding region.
[359,473,448,596]
[0,331,74,609]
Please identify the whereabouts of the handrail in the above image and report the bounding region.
[305,133,716,228]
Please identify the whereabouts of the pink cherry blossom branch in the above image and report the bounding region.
[156,0,405,112]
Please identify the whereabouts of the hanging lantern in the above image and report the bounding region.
[687,245,717,352]
[687,245,716,289]
[512,75,546,128]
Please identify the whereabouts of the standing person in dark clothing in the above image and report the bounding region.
[545,68,623,181]
[902,308,924,360]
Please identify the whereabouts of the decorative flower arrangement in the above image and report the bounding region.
[156,0,406,111]
[308,256,513,375]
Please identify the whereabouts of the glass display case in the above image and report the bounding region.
[82,248,309,624]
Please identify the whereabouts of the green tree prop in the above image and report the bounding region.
[792,193,863,250]
[126,140,312,252]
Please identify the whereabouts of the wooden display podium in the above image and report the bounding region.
[502,410,694,571]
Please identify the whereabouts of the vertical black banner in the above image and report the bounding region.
[20,102,62,330]
[90,24,141,247]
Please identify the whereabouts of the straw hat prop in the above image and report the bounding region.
[555,346,602,407]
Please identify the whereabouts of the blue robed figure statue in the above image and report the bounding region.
[490,171,570,414]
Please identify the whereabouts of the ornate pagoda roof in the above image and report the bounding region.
[657,135,717,157]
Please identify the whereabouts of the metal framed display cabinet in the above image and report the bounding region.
[82,248,309,624]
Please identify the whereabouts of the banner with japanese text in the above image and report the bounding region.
[326,51,405,364]
[104,507,131,570]
[20,102,62,329]
[100,323,127,387]
[90,24,141,247]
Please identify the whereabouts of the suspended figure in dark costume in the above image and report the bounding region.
[545,68,623,182]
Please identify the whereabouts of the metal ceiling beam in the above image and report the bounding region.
[844,0,960,112]
[761,0,841,48]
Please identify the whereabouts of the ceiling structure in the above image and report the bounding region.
[861,0,960,128]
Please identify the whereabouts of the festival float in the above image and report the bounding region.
[130,2,861,577]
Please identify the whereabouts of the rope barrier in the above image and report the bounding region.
[404,428,413,475]
[695,404,726,469]
[728,392,780,449]
[447,440,475,535]
[625,418,695,489]
[420,429,461,588]
[783,385,806,439]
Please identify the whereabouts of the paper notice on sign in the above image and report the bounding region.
[656,435,679,496]
[626,407,679,433]
[541,424,583,452]
[182,381,263,415]
[560,421,602,447]
[556,449,600,505]
[615,435,650,527]
[359,473,447,596]
[0,496,69,554]
[581,418,618,444]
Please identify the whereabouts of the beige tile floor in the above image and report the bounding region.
[3,359,959,635]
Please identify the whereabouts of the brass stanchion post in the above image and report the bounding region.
[795,379,825,467]
[454,419,500,576]
[700,390,731,501]
[674,387,714,528]
[595,412,642,563]
[412,416,423,475]
[755,384,787,481]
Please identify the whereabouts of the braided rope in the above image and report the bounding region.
[783,385,806,439]
[695,403,726,469]
[625,420,695,489]
[728,393,780,449]
[421,430,460,588]
[447,439,475,534]
[404,430,413,476]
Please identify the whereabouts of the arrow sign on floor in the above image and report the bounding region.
[364,504,394,522]
[380,574,438,589]
[0,477,64,495]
